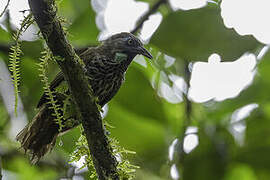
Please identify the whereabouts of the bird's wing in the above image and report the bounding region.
[75,47,90,55]
[37,47,96,108]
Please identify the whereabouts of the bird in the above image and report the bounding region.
[16,32,153,163]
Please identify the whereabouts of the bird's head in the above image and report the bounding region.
[102,32,153,63]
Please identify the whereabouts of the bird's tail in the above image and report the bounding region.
[16,105,60,163]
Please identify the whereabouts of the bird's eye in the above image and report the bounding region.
[127,39,134,46]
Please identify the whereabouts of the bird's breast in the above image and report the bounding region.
[86,62,125,106]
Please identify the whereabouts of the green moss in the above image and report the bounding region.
[70,126,138,180]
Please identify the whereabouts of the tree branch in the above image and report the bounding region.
[131,0,167,34]
[0,0,10,18]
[27,0,119,179]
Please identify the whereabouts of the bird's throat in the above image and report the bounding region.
[114,52,136,73]
[115,52,128,62]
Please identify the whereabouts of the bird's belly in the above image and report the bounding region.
[89,74,124,106]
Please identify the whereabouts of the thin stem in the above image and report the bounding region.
[131,0,167,35]
[0,0,10,17]
[178,61,192,162]
[183,61,192,124]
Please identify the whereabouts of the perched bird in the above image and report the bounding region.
[16,32,152,163]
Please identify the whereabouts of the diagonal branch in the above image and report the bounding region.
[27,0,119,179]
[0,0,10,17]
[131,0,167,34]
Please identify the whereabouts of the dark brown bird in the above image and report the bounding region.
[16,32,152,163]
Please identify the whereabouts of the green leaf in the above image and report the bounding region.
[150,5,261,61]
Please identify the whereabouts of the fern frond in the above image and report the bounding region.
[110,137,139,179]
[8,42,22,115]
[38,48,64,132]
[8,13,34,115]
[69,133,98,179]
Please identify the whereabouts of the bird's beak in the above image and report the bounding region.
[138,46,153,59]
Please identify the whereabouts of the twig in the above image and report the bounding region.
[183,61,192,123]
[0,0,10,17]
[178,61,192,162]
[131,0,167,34]
[28,0,119,179]
[19,9,31,14]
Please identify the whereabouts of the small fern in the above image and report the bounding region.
[8,13,34,115]
[70,133,97,179]
[8,41,22,116]
[110,137,139,180]
[38,48,64,132]
[70,125,139,180]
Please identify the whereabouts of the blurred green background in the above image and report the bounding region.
[0,0,269,179]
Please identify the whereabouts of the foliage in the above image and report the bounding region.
[0,0,270,180]
[150,6,261,61]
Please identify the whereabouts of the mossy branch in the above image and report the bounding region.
[28,0,119,179]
